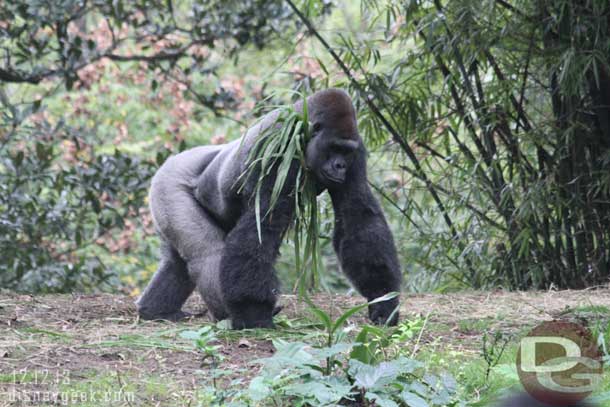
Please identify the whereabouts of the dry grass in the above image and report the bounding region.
[0,289,609,405]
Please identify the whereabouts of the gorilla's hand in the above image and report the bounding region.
[368,296,399,326]
[230,302,275,330]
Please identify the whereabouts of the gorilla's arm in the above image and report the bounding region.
[329,147,402,325]
[219,164,298,329]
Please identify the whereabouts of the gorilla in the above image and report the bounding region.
[136,88,402,329]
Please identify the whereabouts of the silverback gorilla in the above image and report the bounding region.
[136,88,402,329]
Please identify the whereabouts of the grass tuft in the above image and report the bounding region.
[238,91,321,293]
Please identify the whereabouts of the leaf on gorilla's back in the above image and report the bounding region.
[268,118,301,216]
[239,90,321,292]
[240,94,312,231]
[255,184,262,243]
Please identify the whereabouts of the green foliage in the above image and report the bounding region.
[180,326,223,363]
[195,298,461,406]
[176,298,464,406]
[289,0,610,289]
[239,94,312,241]
[239,94,325,293]
[481,331,511,382]
[0,97,156,291]
[306,292,399,375]
[0,0,298,91]
[241,302,458,407]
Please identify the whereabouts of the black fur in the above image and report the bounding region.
[137,89,402,329]
[220,162,298,329]
[137,241,195,321]
[329,145,401,325]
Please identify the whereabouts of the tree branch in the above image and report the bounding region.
[285,0,462,241]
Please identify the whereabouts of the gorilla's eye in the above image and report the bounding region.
[312,122,322,134]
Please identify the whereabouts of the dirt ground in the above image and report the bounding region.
[1,289,609,405]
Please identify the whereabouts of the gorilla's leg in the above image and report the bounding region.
[219,185,295,329]
[189,252,229,321]
[137,240,195,321]
[143,147,228,321]
[170,200,229,322]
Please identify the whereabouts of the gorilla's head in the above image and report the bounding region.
[303,89,361,188]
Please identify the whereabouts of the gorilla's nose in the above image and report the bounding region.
[334,160,346,171]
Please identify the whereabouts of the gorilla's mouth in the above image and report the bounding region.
[321,170,345,184]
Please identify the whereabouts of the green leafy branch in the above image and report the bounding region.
[238,91,322,292]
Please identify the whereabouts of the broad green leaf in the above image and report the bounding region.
[400,391,430,407]
[248,376,271,402]
[366,392,399,407]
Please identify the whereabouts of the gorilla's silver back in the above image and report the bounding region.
[148,145,229,319]
[193,109,282,227]
[147,113,281,321]
[149,109,281,247]
[149,146,222,255]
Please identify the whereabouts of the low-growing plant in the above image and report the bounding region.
[242,334,461,406]
[350,315,427,365]
[481,331,511,382]
[181,325,227,395]
[306,292,399,375]
[190,296,459,406]
[180,326,223,366]
[183,298,461,406]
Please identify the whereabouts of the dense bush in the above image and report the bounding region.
[0,108,158,291]
[3,0,610,293]
[293,0,610,289]
[0,0,311,291]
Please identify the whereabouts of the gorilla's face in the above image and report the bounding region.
[305,122,360,188]
[301,89,361,189]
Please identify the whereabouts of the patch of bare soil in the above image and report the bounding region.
[0,289,608,405]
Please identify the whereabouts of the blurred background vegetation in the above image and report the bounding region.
[1,0,609,296]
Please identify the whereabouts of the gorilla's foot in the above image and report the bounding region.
[139,310,193,322]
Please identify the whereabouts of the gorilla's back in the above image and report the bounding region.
[194,138,246,230]
[194,109,283,229]
[149,146,223,242]
[151,108,282,237]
